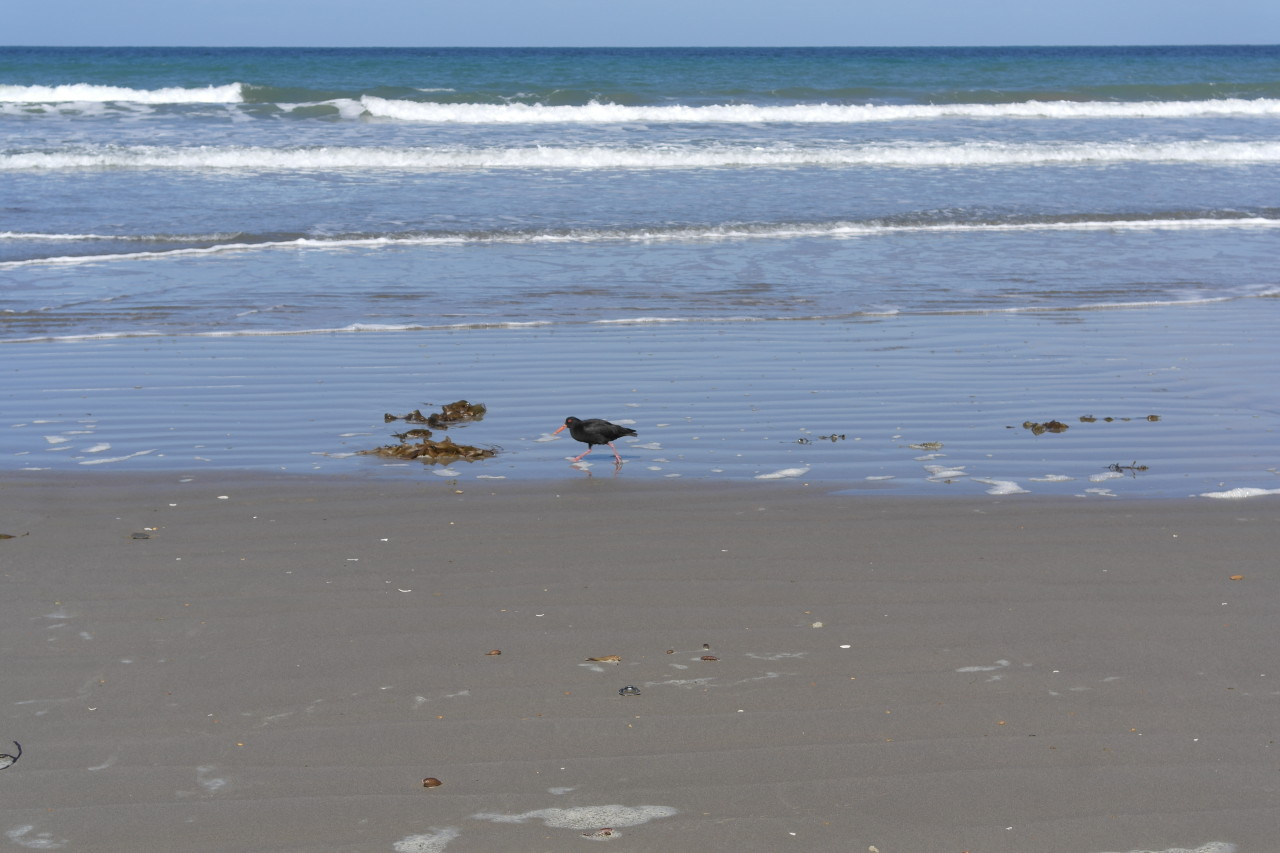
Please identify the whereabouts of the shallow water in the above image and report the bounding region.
[6,300,1277,498]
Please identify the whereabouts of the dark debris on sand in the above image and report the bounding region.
[366,400,496,465]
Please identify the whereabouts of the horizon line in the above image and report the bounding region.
[5,42,1279,49]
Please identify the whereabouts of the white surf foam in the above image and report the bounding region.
[392,827,461,853]
[76,449,155,465]
[1093,844,1236,853]
[1200,486,1280,498]
[4,825,67,849]
[6,140,1279,173]
[974,478,1030,495]
[360,96,1280,124]
[0,83,244,104]
[0,230,240,242]
[470,805,676,829]
[754,467,810,480]
[8,217,1277,273]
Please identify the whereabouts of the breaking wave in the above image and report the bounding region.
[0,82,245,104]
[360,95,1280,123]
[6,140,1280,172]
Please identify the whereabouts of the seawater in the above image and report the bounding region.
[3,46,1279,493]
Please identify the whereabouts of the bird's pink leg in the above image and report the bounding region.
[608,442,624,462]
[571,446,594,462]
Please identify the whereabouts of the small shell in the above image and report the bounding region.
[586,655,621,662]
[422,777,443,788]
[582,827,617,839]
[0,742,21,770]
[700,655,719,661]
[485,649,502,655]
[1229,575,1244,581]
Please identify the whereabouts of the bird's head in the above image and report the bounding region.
[553,416,579,435]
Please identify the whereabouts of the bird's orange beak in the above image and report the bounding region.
[552,424,567,435]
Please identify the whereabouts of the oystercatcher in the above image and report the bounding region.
[553,417,637,463]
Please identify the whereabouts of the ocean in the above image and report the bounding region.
[3,45,1279,495]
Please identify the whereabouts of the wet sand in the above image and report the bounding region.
[2,471,1275,852]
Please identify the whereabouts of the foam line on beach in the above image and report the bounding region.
[391,828,460,853]
[1095,845,1236,853]
[6,216,1279,271]
[0,230,242,242]
[9,292,1280,343]
[8,216,1280,247]
[7,140,1280,172]
[470,805,678,829]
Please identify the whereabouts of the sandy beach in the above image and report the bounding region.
[2,471,1275,852]
[7,42,1280,852]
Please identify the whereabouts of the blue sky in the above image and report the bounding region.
[9,0,1280,47]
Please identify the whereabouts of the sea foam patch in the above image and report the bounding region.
[1093,844,1236,853]
[974,478,1029,495]
[77,449,155,466]
[755,466,809,480]
[956,659,1010,673]
[392,827,461,853]
[1201,487,1280,499]
[471,805,677,830]
[4,825,67,849]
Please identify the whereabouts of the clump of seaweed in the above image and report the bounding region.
[1107,461,1150,475]
[366,401,496,465]
[385,400,487,428]
[1023,420,1070,435]
[392,428,435,441]
[363,434,496,464]
[386,409,430,424]
[426,399,487,428]
[1080,414,1162,423]
[796,433,847,445]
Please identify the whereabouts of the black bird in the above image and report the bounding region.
[553,416,637,463]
